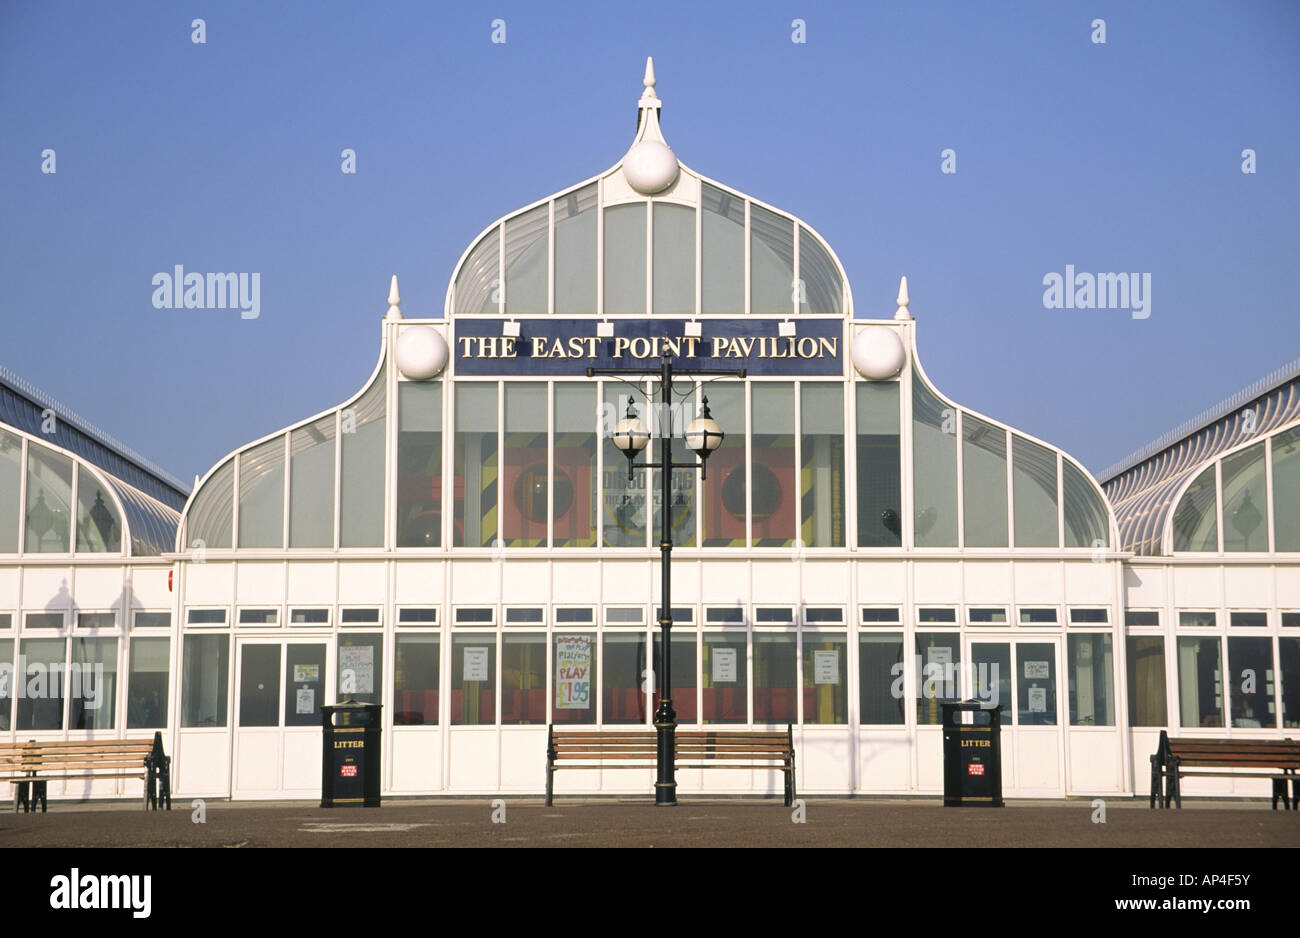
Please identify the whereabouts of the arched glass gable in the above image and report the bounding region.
[1166,418,1300,553]
[449,179,846,318]
[181,358,390,553]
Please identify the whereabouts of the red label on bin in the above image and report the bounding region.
[967,763,984,776]
[340,765,358,777]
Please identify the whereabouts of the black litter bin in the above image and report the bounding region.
[942,701,1003,807]
[321,700,381,807]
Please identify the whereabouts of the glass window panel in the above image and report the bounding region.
[1227,636,1275,728]
[750,204,794,314]
[913,376,957,546]
[602,632,647,725]
[800,383,845,547]
[502,382,548,547]
[856,382,901,547]
[1017,643,1058,726]
[0,638,12,731]
[188,458,234,550]
[337,633,382,707]
[238,436,285,548]
[603,203,646,314]
[451,634,496,725]
[970,608,1007,624]
[454,383,499,547]
[75,466,121,552]
[702,632,747,724]
[552,632,596,724]
[25,442,72,553]
[915,632,961,725]
[797,228,841,314]
[501,633,545,725]
[920,608,957,624]
[858,635,904,725]
[652,632,697,723]
[504,203,548,314]
[962,414,1007,548]
[396,382,443,547]
[127,637,169,729]
[69,637,117,730]
[1179,610,1216,628]
[1281,637,1300,728]
[454,227,500,314]
[555,184,597,314]
[17,637,65,730]
[801,632,846,724]
[181,634,229,728]
[970,642,1011,724]
[1126,610,1159,627]
[1273,427,1300,551]
[504,607,543,624]
[270,643,322,727]
[239,644,280,727]
[78,611,115,629]
[653,381,697,548]
[289,416,335,548]
[1062,459,1109,549]
[701,384,746,546]
[1171,465,1218,551]
[701,184,744,314]
[1229,611,1267,628]
[394,634,439,726]
[751,383,796,546]
[0,429,21,552]
[1221,442,1267,551]
[602,383,648,547]
[1012,435,1058,548]
[340,375,386,548]
[1177,636,1223,728]
[1126,636,1168,727]
[554,384,597,547]
[753,632,797,723]
[652,203,695,314]
[1067,634,1114,726]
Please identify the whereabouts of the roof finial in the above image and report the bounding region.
[386,274,402,321]
[638,56,661,110]
[894,276,912,321]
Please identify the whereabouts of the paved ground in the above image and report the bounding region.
[1,796,1296,848]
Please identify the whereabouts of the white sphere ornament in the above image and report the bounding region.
[852,327,906,380]
[622,140,679,194]
[396,326,449,380]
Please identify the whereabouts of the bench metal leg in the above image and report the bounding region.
[1149,756,1159,809]
[35,780,47,813]
[545,765,553,807]
[15,781,28,813]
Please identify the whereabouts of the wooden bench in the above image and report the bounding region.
[0,733,172,813]
[1149,731,1300,809]
[546,725,796,806]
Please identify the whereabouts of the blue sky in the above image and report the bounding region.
[1,0,1297,485]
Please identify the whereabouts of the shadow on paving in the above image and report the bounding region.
[0,799,1295,848]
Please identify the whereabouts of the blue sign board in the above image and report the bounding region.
[453,318,843,376]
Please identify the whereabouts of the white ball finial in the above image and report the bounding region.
[894,275,912,321]
[396,326,449,380]
[386,274,402,321]
[852,327,906,380]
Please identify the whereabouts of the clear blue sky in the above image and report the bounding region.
[2,0,1297,485]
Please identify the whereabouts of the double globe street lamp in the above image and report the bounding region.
[587,353,745,805]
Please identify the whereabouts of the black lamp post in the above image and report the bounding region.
[587,353,745,805]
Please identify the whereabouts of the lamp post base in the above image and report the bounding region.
[654,703,677,806]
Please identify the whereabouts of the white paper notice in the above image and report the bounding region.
[1023,660,1049,680]
[293,664,319,683]
[928,647,953,666]
[1027,686,1047,712]
[339,646,374,694]
[296,687,315,714]
[814,650,840,685]
[712,647,737,683]
[463,647,490,682]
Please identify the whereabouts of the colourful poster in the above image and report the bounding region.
[555,635,592,710]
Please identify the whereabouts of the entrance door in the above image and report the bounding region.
[232,639,329,798]
[968,638,1064,796]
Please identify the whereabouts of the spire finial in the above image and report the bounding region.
[638,56,661,110]
[894,276,912,320]
[386,274,403,321]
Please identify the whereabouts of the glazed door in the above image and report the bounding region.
[231,639,329,798]
[968,638,1064,796]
